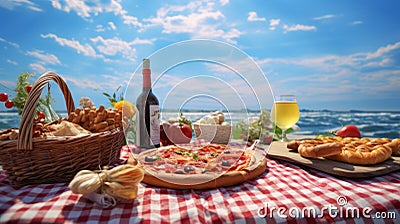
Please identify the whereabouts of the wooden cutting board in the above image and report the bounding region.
[263,141,400,178]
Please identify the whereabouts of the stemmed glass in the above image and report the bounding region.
[271,95,300,142]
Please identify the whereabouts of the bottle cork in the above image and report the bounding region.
[143,58,150,69]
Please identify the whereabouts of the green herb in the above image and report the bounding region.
[103,85,136,144]
[272,125,293,141]
[12,72,57,121]
[235,109,293,142]
[168,112,192,128]
[316,132,336,138]
[235,110,274,141]
[175,150,192,156]
[103,86,124,106]
[12,72,34,115]
[193,154,199,161]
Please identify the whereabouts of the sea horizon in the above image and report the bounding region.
[3,109,399,138]
[1,108,400,113]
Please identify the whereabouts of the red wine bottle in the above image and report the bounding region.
[136,58,160,148]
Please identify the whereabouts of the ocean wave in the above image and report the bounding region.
[0,110,399,139]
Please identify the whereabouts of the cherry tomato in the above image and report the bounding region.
[37,111,45,119]
[5,100,14,109]
[25,85,33,93]
[180,124,193,139]
[0,93,8,102]
[336,125,361,138]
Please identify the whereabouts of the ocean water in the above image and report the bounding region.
[1,110,399,139]
[163,110,400,139]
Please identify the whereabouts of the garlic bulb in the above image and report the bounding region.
[68,164,144,200]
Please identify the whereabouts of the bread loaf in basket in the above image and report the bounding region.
[0,72,125,187]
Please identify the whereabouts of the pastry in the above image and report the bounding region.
[288,136,397,165]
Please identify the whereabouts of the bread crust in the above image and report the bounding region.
[287,136,395,165]
[326,144,392,165]
[385,138,400,155]
[298,142,342,158]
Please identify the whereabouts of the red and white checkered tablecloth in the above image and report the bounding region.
[0,144,399,223]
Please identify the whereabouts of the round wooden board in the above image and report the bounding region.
[137,148,267,190]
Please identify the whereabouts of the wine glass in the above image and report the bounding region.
[271,95,300,142]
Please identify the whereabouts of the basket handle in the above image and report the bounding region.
[17,72,75,150]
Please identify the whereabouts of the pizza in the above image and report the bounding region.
[129,142,267,189]
[287,136,400,165]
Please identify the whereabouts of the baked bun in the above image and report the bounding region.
[385,138,400,155]
[298,142,342,158]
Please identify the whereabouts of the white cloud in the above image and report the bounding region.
[25,50,61,74]
[220,0,229,6]
[96,22,117,32]
[269,41,400,71]
[6,59,17,65]
[41,33,103,59]
[51,0,101,18]
[130,38,156,45]
[283,24,316,32]
[153,74,185,89]
[26,50,61,65]
[0,37,20,48]
[269,19,280,30]
[108,22,116,30]
[247,11,266,22]
[90,36,154,60]
[366,41,400,60]
[51,0,61,10]
[96,25,105,32]
[64,74,127,90]
[350,21,363,25]
[29,63,47,74]
[41,33,154,64]
[142,1,242,44]
[63,76,102,89]
[121,15,143,28]
[51,0,143,28]
[106,0,142,27]
[258,41,400,100]
[90,36,133,57]
[0,0,42,12]
[313,14,337,20]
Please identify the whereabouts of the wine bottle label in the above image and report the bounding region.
[149,105,160,145]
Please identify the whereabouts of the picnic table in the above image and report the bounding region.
[0,145,399,223]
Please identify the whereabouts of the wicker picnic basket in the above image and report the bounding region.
[0,72,125,187]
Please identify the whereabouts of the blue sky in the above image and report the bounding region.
[0,0,399,111]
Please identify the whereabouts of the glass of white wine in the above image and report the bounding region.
[271,95,300,142]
